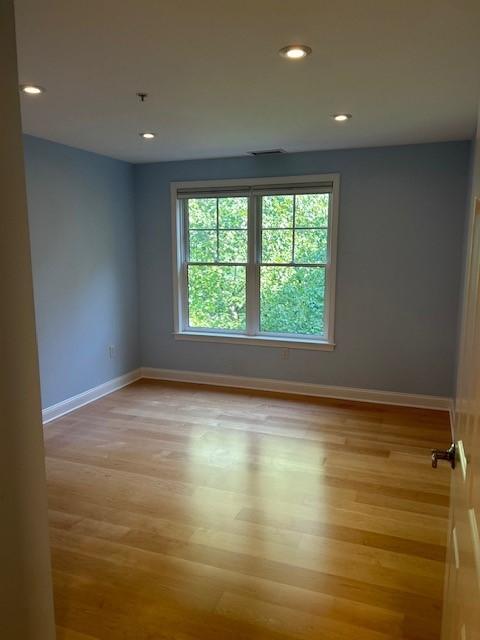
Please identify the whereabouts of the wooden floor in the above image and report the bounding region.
[44,379,452,640]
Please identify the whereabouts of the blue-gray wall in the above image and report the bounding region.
[24,135,139,408]
[23,136,470,405]
[134,141,470,397]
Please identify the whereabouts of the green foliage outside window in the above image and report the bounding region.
[185,194,329,336]
[260,266,325,334]
[188,265,246,330]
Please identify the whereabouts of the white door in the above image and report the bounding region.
[440,198,480,640]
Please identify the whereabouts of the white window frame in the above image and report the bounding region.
[171,173,339,351]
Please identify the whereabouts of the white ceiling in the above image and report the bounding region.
[14,0,480,163]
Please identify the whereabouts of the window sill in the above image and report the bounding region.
[174,331,335,351]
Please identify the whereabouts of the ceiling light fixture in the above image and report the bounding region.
[332,113,352,122]
[140,132,155,140]
[279,45,312,60]
[20,84,45,95]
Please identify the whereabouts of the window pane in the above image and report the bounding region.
[262,229,292,263]
[295,193,329,227]
[189,230,216,262]
[260,266,325,335]
[219,230,248,262]
[188,198,217,229]
[295,229,328,263]
[262,195,293,228]
[188,265,246,330]
[218,197,248,228]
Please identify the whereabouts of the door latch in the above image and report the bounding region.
[432,443,456,469]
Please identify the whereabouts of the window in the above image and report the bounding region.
[172,174,339,350]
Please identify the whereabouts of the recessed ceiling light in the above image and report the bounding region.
[279,45,312,60]
[332,113,352,122]
[20,84,45,95]
[140,132,155,140]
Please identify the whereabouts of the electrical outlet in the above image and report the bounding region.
[108,345,116,359]
[281,348,289,360]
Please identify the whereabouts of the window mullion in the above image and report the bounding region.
[216,198,219,262]
[292,195,296,263]
[246,194,259,335]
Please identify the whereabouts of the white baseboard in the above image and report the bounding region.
[42,369,142,424]
[140,367,451,411]
[41,367,451,424]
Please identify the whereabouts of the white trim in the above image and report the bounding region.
[42,369,142,424]
[140,367,451,411]
[468,507,480,590]
[449,398,456,439]
[173,331,335,351]
[171,185,183,334]
[40,367,450,426]
[452,526,460,570]
[457,439,468,481]
[171,174,339,192]
[171,173,340,346]
[326,175,339,346]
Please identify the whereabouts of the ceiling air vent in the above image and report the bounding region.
[248,149,286,156]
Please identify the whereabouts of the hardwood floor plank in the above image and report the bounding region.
[56,627,100,640]
[45,379,451,639]
[216,591,395,640]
